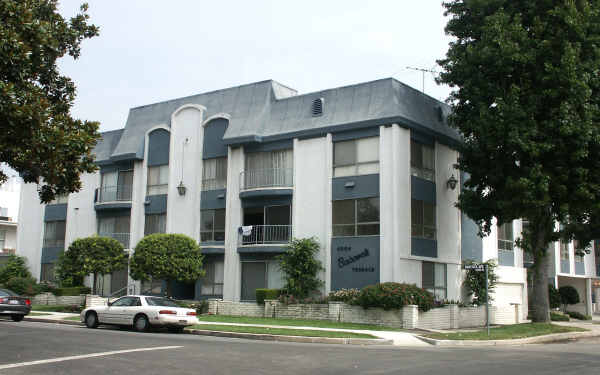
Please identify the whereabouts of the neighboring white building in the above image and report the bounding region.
[15,78,538,317]
[0,174,20,255]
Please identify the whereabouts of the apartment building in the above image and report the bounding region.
[15,78,541,314]
[0,175,20,255]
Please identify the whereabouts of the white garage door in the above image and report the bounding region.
[495,283,523,306]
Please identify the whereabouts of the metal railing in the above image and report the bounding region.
[201,178,227,191]
[239,224,291,245]
[239,168,293,190]
[99,232,130,249]
[42,239,65,248]
[97,185,132,202]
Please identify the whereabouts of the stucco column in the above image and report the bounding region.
[586,278,593,316]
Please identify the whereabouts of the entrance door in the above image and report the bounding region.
[110,267,128,295]
[241,262,266,301]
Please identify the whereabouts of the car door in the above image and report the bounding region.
[118,297,141,325]
[105,297,133,324]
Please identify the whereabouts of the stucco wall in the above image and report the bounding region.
[16,183,44,280]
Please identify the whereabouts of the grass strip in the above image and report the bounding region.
[28,312,50,316]
[196,315,401,331]
[189,324,377,339]
[63,316,82,321]
[424,323,586,341]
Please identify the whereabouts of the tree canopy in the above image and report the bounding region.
[438,0,600,321]
[56,236,127,293]
[0,0,100,202]
[277,237,324,299]
[129,234,204,297]
[0,254,32,284]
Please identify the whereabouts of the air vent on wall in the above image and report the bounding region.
[312,97,324,117]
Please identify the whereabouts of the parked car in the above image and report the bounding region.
[81,295,198,333]
[0,288,32,321]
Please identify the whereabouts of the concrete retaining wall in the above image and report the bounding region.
[33,293,85,306]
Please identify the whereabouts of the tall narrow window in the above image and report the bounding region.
[411,140,435,181]
[244,149,293,189]
[0,229,5,249]
[333,137,379,177]
[202,157,228,191]
[332,198,379,237]
[98,216,130,248]
[560,241,570,260]
[43,221,66,248]
[40,263,56,282]
[147,165,169,195]
[200,260,224,296]
[200,209,226,242]
[422,262,447,301]
[144,214,166,235]
[497,222,514,251]
[574,240,585,263]
[411,199,436,240]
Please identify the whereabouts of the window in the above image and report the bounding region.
[411,140,435,181]
[333,137,379,177]
[147,165,169,195]
[100,170,133,201]
[200,209,226,242]
[411,199,436,239]
[141,279,164,295]
[497,222,514,251]
[40,263,56,282]
[144,214,166,235]
[244,149,293,189]
[0,229,5,249]
[202,157,227,191]
[0,207,8,217]
[422,262,447,301]
[43,221,66,248]
[200,260,224,295]
[574,240,585,263]
[111,296,141,307]
[560,241,569,260]
[48,194,68,205]
[332,197,379,237]
[98,216,130,248]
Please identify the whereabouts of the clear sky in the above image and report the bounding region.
[57,1,454,132]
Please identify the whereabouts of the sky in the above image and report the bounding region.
[57,1,454,133]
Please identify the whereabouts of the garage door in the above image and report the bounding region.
[495,283,523,306]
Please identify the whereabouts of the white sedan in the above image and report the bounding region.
[81,295,199,333]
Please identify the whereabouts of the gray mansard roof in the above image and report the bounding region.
[94,78,458,164]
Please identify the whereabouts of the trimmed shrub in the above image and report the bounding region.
[328,288,360,304]
[548,284,561,309]
[4,276,41,296]
[0,255,32,284]
[550,312,570,321]
[53,286,91,296]
[354,282,434,311]
[566,311,592,320]
[559,285,580,307]
[255,289,283,304]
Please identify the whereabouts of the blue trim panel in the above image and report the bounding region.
[44,204,68,221]
[411,131,435,146]
[203,118,228,159]
[201,246,225,254]
[41,247,63,263]
[200,189,227,210]
[100,161,134,173]
[331,236,380,291]
[145,194,168,214]
[241,195,292,208]
[239,252,284,261]
[411,238,437,258]
[411,176,436,204]
[95,202,132,211]
[239,188,293,200]
[560,259,570,274]
[331,127,380,142]
[147,129,170,167]
[109,152,142,163]
[95,208,131,218]
[238,246,288,254]
[498,250,515,267]
[575,261,585,275]
[244,139,293,153]
[332,174,379,201]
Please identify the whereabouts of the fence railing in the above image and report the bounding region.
[239,225,292,245]
[97,185,132,202]
[99,232,130,249]
[42,239,65,248]
[239,168,293,190]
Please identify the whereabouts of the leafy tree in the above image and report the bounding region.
[277,237,324,299]
[129,234,204,297]
[559,285,580,311]
[0,0,100,202]
[463,260,498,305]
[549,284,561,309]
[55,236,127,294]
[0,254,32,284]
[438,0,600,322]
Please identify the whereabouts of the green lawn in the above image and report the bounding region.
[63,316,81,321]
[188,324,377,339]
[424,323,586,341]
[31,305,81,313]
[28,312,50,316]
[196,315,402,331]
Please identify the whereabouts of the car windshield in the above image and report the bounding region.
[0,289,18,297]
[145,297,180,307]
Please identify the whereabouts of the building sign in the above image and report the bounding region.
[331,236,379,290]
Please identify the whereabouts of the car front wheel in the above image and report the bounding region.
[11,314,24,322]
[134,315,150,332]
[85,312,99,329]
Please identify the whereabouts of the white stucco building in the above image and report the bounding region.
[0,174,20,254]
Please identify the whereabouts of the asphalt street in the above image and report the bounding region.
[1,319,600,375]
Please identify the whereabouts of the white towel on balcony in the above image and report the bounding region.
[241,226,253,236]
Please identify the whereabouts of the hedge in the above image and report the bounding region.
[566,311,592,320]
[550,312,569,321]
[256,289,283,304]
[53,286,91,296]
[354,282,435,311]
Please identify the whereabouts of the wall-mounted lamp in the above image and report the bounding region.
[447,174,458,190]
[177,181,187,196]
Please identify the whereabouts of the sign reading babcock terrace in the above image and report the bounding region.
[331,236,379,290]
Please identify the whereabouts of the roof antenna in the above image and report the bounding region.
[406,66,437,94]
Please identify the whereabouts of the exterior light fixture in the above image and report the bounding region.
[177,181,186,196]
[447,174,458,190]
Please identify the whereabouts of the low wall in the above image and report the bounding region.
[32,293,85,306]
[207,299,523,330]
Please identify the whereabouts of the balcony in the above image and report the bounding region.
[42,239,65,248]
[99,232,130,249]
[239,225,291,245]
[239,168,293,191]
[96,185,132,203]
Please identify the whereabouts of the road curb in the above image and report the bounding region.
[24,317,83,326]
[186,329,393,345]
[415,330,600,346]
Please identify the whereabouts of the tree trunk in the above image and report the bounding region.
[531,246,551,322]
[166,279,172,298]
[92,273,97,295]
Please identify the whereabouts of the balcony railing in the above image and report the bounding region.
[239,168,293,191]
[96,185,132,203]
[99,232,130,249]
[42,239,65,248]
[239,225,291,245]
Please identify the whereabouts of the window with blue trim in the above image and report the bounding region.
[411,140,435,181]
[333,137,379,177]
[411,199,436,240]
